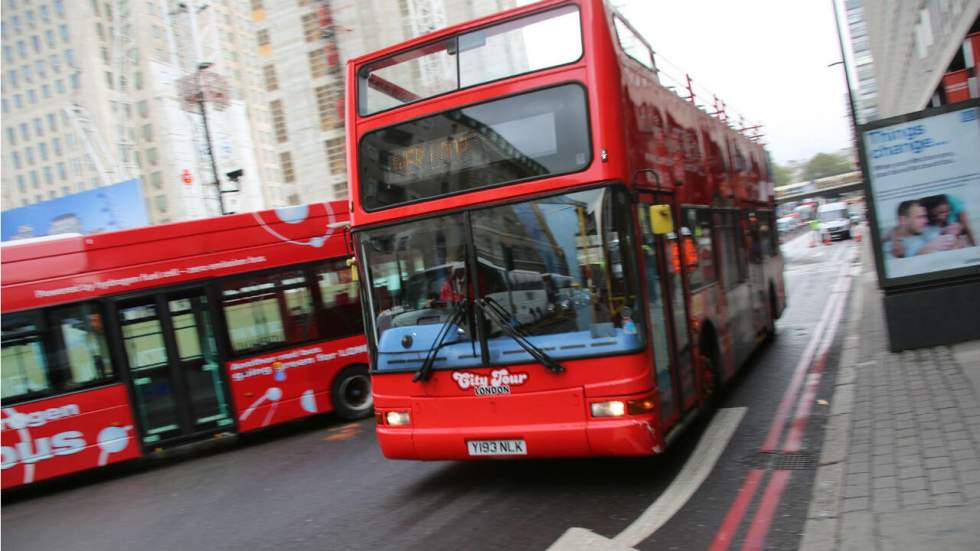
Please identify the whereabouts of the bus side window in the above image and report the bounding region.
[0,311,50,400]
[683,208,717,289]
[48,303,115,390]
[315,258,364,340]
[221,269,319,355]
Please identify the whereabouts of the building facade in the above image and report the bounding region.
[860,0,980,118]
[844,0,879,123]
[1,0,281,225]
[2,0,524,227]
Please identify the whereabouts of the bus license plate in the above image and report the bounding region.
[466,439,527,456]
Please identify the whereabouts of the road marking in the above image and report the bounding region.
[322,423,361,441]
[547,407,747,551]
[739,470,792,551]
[707,469,765,551]
[709,247,858,551]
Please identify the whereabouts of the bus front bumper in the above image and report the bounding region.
[375,414,662,460]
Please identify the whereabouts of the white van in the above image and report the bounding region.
[817,202,852,240]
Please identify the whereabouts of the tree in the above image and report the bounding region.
[771,163,793,187]
[802,153,854,181]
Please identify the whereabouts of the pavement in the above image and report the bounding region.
[799,236,980,551]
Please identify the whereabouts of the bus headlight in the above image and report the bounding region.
[591,401,626,417]
[385,411,411,426]
[590,396,657,417]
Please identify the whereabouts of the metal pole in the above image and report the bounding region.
[197,80,226,215]
[186,1,225,216]
[831,0,861,132]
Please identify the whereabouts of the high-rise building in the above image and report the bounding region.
[1,0,281,224]
[248,0,522,206]
[2,0,525,225]
[860,0,980,117]
[843,0,879,123]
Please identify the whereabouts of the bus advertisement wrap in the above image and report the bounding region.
[863,105,980,282]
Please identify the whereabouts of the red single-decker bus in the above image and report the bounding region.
[2,202,369,489]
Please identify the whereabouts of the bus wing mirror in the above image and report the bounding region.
[649,205,673,235]
[346,257,359,281]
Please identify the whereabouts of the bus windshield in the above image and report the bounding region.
[358,84,591,210]
[358,186,643,371]
[357,4,582,115]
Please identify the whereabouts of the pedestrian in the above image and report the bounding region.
[808,218,820,247]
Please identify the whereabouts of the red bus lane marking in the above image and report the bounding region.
[760,274,845,452]
[735,262,855,550]
[709,250,856,551]
[707,469,766,551]
[738,470,792,551]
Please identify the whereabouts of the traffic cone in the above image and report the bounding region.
[855,228,863,242]
[823,234,832,246]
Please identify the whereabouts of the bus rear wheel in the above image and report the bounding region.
[700,333,722,408]
[332,365,374,420]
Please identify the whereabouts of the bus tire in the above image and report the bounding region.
[699,327,722,408]
[766,284,778,341]
[332,364,374,420]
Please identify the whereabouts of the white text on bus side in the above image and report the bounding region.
[1,404,86,469]
[1,432,86,469]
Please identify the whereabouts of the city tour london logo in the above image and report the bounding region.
[452,369,529,396]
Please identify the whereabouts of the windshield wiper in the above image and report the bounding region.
[413,300,468,383]
[476,298,565,374]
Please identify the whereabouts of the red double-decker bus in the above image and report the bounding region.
[347,0,785,460]
[1,202,369,489]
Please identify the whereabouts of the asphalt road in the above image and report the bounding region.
[2,232,860,551]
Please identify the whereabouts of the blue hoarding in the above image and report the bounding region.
[1,179,149,241]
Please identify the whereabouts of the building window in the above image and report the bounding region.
[146,147,158,165]
[315,85,340,131]
[142,123,153,142]
[270,99,287,143]
[308,50,327,78]
[324,137,345,176]
[262,64,277,91]
[154,194,167,212]
[256,29,270,47]
[280,151,295,183]
[302,13,319,42]
[150,171,162,190]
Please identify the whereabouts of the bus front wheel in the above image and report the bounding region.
[332,364,374,420]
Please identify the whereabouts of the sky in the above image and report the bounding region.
[616,0,853,165]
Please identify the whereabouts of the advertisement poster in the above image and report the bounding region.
[863,105,980,281]
[1,178,148,241]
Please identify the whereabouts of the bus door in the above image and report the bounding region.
[115,288,234,446]
[637,200,696,428]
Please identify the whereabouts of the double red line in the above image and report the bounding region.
[709,260,855,551]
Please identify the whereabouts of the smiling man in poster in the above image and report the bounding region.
[864,104,980,280]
